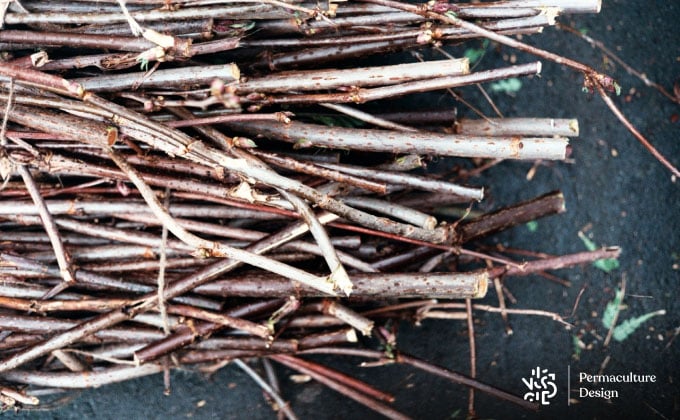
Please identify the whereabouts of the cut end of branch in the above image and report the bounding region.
[229,63,241,81]
[538,7,560,26]
[474,271,489,299]
[604,246,622,259]
[460,57,471,75]
[594,0,603,13]
[329,265,354,297]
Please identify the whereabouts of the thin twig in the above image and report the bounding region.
[233,359,299,420]
[107,147,337,296]
[157,187,171,334]
[16,165,75,297]
[465,298,476,417]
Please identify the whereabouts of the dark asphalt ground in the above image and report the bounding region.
[9,1,679,419]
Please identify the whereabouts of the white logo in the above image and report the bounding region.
[522,366,557,405]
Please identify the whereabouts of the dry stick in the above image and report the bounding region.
[245,62,543,105]
[247,12,550,47]
[316,161,484,200]
[328,220,516,268]
[157,107,449,244]
[255,38,414,69]
[165,305,271,340]
[320,103,419,132]
[249,150,388,194]
[362,0,679,177]
[193,271,488,300]
[0,364,164,388]
[83,258,209,273]
[15,165,75,297]
[163,112,292,128]
[134,299,286,365]
[465,298,476,417]
[1,252,177,299]
[557,23,679,104]
[26,160,243,205]
[261,360,288,420]
[130,218,350,365]
[107,212,376,273]
[0,387,39,406]
[221,138,353,296]
[459,191,565,243]
[13,198,278,223]
[106,148,337,296]
[0,314,167,342]
[341,197,438,230]
[493,277,513,335]
[232,359,299,420]
[494,248,621,278]
[237,59,469,93]
[313,300,374,337]
[603,274,626,347]
[256,11,421,36]
[0,30,159,52]
[228,119,568,161]
[299,347,538,411]
[0,296,135,313]
[270,355,409,420]
[3,5,288,26]
[425,304,572,327]
[278,189,352,296]
[0,269,217,316]
[75,87,447,246]
[0,204,336,372]
[74,63,241,92]
[34,36,239,71]
[157,188,171,335]
[457,118,579,137]
[395,352,538,411]
[63,17,214,38]
[418,251,450,273]
[595,83,680,179]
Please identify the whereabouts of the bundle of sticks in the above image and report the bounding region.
[0,0,621,417]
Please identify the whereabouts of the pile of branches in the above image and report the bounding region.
[0,0,624,417]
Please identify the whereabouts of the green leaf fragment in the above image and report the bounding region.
[578,232,598,251]
[614,81,622,96]
[612,310,666,342]
[490,78,522,94]
[526,221,538,232]
[464,48,484,64]
[602,288,624,328]
[449,408,462,419]
[137,57,150,72]
[572,335,583,359]
[464,40,489,64]
[594,258,620,273]
[601,287,666,342]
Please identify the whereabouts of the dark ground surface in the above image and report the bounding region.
[9,1,679,419]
